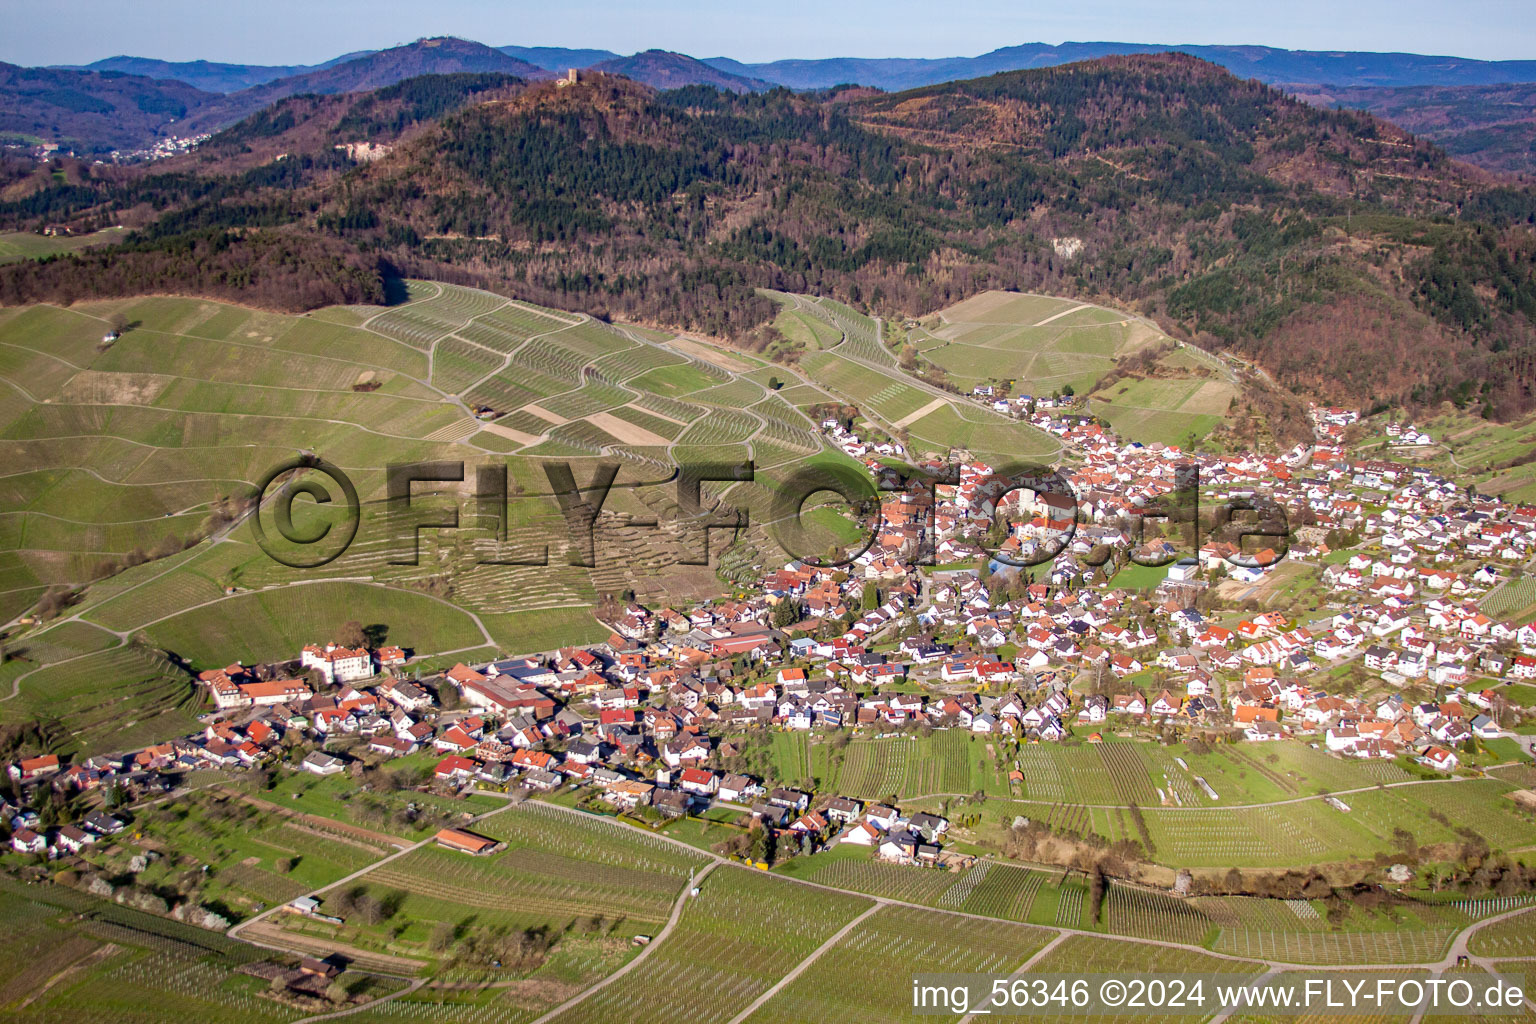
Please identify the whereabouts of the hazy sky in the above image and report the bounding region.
[4,0,1534,66]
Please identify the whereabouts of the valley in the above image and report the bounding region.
[2,13,1536,1021]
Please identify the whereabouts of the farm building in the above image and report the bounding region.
[433,828,501,855]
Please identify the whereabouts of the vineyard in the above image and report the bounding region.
[740,904,1051,1024]
[0,880,302,1024]
[484,801,707,873]
[800,853,1057,926]
[818,730,976,800]
[293,804,709,956]
[1469,908,1536,957]
[546,867,873,1024]
[1212,927,1457,965]
[806,857,959,906]
[946,863,1046,922]
[430,336,504,394]
[1188,894,1476,965]
[362,843,686,929]
[1104,884,1215,945]
[1481,577,1536,619]
[1026,935,1263,1024]
[338,989,543,1024]
[1100,742,1160,804]
[1137,800,1399,868]
[1055,883,1086,927]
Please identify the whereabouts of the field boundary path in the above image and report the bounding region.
[526,860,721,1024]
[226,797,521,960]
[955,931,1071,1024]
[721,901,881,1024]
[191,785,1536,1020]
[288,978,426,1024]
[1033,302,1093,326]
[1206,967,1283,1024]
[522,800,1536,975]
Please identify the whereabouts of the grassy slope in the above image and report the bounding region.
[1,281,1060,748]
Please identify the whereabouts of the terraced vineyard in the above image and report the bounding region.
[3,280,945,745]
[5,642,202,756]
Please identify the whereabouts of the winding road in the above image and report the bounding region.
[224,791,1536,1023]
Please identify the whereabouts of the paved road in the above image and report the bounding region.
[954,932,1071,1024]
[721,901,880,1024]
[529,800,1536,973]
[213,788,1536,1021]
[526,860,721,1024]
[226,797,519,953]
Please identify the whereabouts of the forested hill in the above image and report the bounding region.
[1294,81,1536,175]
[0,38,549,155]
[586,51,773,93]
[4,54,1536,416]
[176,38,551,135]
[0,62,215,153]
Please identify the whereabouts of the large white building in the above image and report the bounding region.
[300,643,374,684]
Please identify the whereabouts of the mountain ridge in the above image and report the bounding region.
[0,38,553,153]
[1296,81,1536,174]
[6,53,1531,419]
[178,37,551,133]
[14,36,1536,164]
[0,61,215,153]
[588,50,774,93]
[49,51,378,93]
[29,38,1536,96]
[705,42,1536,91]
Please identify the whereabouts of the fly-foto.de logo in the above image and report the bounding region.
[248,458,1290,572]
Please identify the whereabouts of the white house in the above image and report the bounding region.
[301,643,374,684]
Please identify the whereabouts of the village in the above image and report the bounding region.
[7,400,1536,886]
